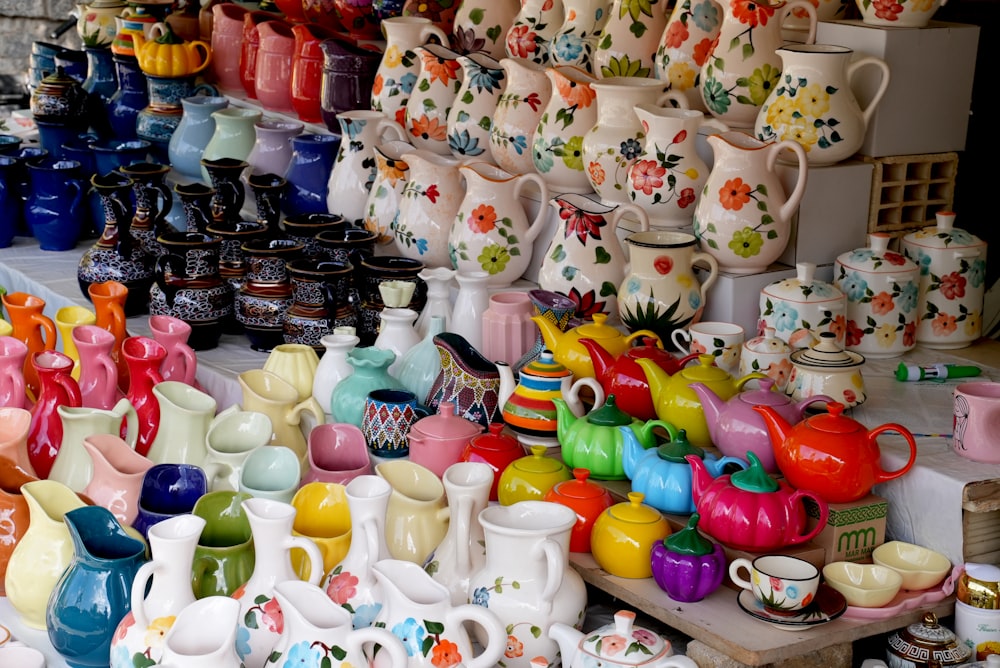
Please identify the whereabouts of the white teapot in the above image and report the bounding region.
[550,610,699,668]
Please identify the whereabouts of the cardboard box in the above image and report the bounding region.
[776,160,874,267]
[815,20,979,157]
[804,494,889,564]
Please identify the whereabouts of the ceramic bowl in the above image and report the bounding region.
[872,541,952,591]
[822,561,903,608]
[855,0,945,28]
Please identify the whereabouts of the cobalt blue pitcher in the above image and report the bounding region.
[24,157,86,251]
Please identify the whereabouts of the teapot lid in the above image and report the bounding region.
[572,313,620,340]
[804,402,864,435]
[663,513,715,557]
[606,492,664,525]
[522,350,572,379]
[745,328,792,354]
[515,445,569,474]
[410,401,484,439]
[580,610,670,664]
[730,452,779,493]
[679,355,731,382]
[551,468,614,501]
[790,332,864,369]
[762,262,845,305]
[836,234,919,274]
[587,394,634,427]
[902,211,985,251]
[736,378,791,407]
[656,430,704,463]
[888,613,970,665]
[469,422,522,452]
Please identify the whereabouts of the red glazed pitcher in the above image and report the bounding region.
[290,23,339,124]
[254,19,295,113]
[27,351,82,479]
[122,336,166,457]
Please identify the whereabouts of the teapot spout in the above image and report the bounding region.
[530,315,564,357]
[752,404,795,452]
[689,382,725,446]
[579,338,615,385]
[548,621,584,667]
[635,358,671,406]
[552,397,579,447]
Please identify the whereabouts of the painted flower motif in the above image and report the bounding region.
[667,61,697,91]
[969,258,987,288]
[379,158,408,183]
[478,243,511,275]
[874,323,898,348]
[588,160,606,186]
[784,122,820,150]
[899,281,919,312]
[372,73,384,96]
[399,72,418,94]
[719,178,752,211]
[770,357,793,388]
[620,138,642,161]
[326,571,359,605]
[939,272,967,300]
[466,64,504,93]
[830,314,847,341]
[701,77,730,116]
[845,319,864,347]
[602,635,627,656]
[810,281,836,298]
[553,33,585,64]
[632,629,658,646]
[114,613,135,642]
[692,0,722,31]
[508,25,538,59]
[765,95,799,128]
[871,0,904,21]
[801,591,814,608]
[533,136,554,172]
[144,616,175,648]
[849,249,875,264]
[688,290,702,310]
[884,251,907,266]
[472,586,490,607]
[769,576,784,591]
[432,639,463,668]
[568,287,604,318]
[731,0,776,27]
[236,624,252,657]
[468,204,498,234]
[558,198,606,243]
[965,311,981,337]
[110,645,131,668]
[870,291,895,316]
[561,135,585,172]
[663,20,689,48]
[654,255,674,274]
[631,159,666,196]
[449,129,485,156]
[839,272,869,302]
[453,26,486,55]
[421,50,461,84]
[728,226,763,258]
[692,37,716,67]
[903,320,917,347]
[932,312,957,336]
[678,187,696,208]
[772,301,799,332]
[261,596,284,633]
[352,603,381,629]
[626,277,641,294]
[505,635,525,658]
[287,640,323,666]
[393,618,428,656]
[411,114,448,142]
[383,45,403,68]
[555,74,596,109]
[746,64,780,106]
[794,82,831,119]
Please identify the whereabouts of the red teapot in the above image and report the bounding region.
[754,401,918,504]
[687,451,828,552]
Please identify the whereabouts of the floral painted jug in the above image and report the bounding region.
[692,131,807,274]
[582,76,688,204]
[538,193,650,319]
[393,149,468,269]
[532,65,599,193]
[405,43,465,155]
[754,44,890,166]
[549,0,613,73]
[449,162,550,287]
[452,0,519,58]
[654,0,724,111]
[628,104,727,227]
[373,17,451,128]
[592,0,668,79]
[505,0,564,65]
[365,140,413,245]
[489,58,550,175]
[446,52,506,161]
[326,110,408,225]
[699,0,816,128]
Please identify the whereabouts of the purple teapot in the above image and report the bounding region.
[690,378,831,473]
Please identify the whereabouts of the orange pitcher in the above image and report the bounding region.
[88,281,130,393]
[1,292,56,400]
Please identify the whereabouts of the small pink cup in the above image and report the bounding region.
[953,381,1000,464]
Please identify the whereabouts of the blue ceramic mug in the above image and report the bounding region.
[133,463,209,540]
[361,388,430,458]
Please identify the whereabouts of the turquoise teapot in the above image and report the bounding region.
[621,427,748,514]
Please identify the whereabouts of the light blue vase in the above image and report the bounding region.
[167,95,230,178]
[395,314,445,404]
[329,346,404,427]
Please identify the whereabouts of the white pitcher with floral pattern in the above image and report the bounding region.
[549,0,613,73]
[754,43,890,166]
[490,58,551,175]
[373,17,451,127]
[592,0,668,79]
[532,65,599,193]
[405,43,465,156]
[448,162,551,287]
[394,149,468,269]
[446,52,506,162]
[654,0,724,111]
[505,0,565,65]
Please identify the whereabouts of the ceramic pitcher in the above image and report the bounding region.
[372,559,508,668]
[361,141,411,247]
[157,596,244,668]
[326,110,408,225]
[201,408,272,492]
[592,0,668,79]
[254,19,296,113]
[49,398,139,493]
[538,193,650,319]
[549,0,613,73]
[505,0,564,65]
[0,336,29,411]
[88,280,131,390]
[168,95,230,178]
[24,157,86,251]
[700,0,816,128]
[149,314,199,388]
[654,0,724,111]
[246,118,304,181]
[489,58,549,175]
[405,43,465,156]
[453,0,519,59]
[468,501,587,668]
[426,332,504,427]
[110,513,206,668]
[54,305,96,381]
[81,433,154,526]
[628,104,728,227]
[616,230,719,343]
[3,291,57,401]
[393,149,467,270]
[373,17,451,128]
[754,44,890,166]
[692,130,807,274]
[27,350,82,480]
[146,381,218,465]
[446,53,506,161]
[582,77,689,204]
[0,405,34,476]
[200,107,263,182]
[449,161,550,287]
[532,65,599,193]
[283,133,341,217]
[0,456,35,593]
[73,324,121,411]
[122,335,166,457]
[375,459,449,564]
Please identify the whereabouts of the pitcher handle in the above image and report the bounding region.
[766,140,808,229]
[514,172,550,242]
[377,117,408,143]
[610,203,649,241]
[452,493,474,576]
[781,0,817,44]
[348,625,409,668]
[869,423,918,484]
[54,371,82,407]
[175,343,198,386]
[420,24,451,47]
[284,533,324,585]
[129,559,162,629]
[154,254,185,309]
[655,90,690,110]
[446,603,507,668]
[112,396,140,449]
[538,537,565,614]
[847,56,891,129]
[288,396,327,429]
[151,178,174,228]
[31,313,57,351]
[787,489,828,546]
[202,460,233,491]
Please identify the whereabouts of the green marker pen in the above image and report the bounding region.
[895,362,982,382]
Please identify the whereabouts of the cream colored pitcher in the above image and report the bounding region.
[49,398,139,493]
[145,381,218,466]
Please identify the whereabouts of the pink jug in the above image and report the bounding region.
[27,351,82,479]
[0,336,28,410]
[240,10,283,99]
[210,2,251,92]
[148,315,199,388]
[255,19,296,113]
[72,325,122,411]
[82,433,155,526]
[0,406,35,477]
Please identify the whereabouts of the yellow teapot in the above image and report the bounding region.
[133,21,212,77]
[531,312,659,380]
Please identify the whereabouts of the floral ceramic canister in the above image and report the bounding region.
[739,327,793,392]
[506,0,564,65]
[754,44,890,166]
[446,52,506,161]
[901,211,988,349]
[834,233,921,359]
[759,262,847,349]
[532,65,599,193]
[654,0,724,111]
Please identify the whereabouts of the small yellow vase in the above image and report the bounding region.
[55,305,97,381]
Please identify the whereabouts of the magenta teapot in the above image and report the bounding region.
[687,450,828,552]
[691,378,832,473]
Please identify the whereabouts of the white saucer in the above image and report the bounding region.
[737,583,848,631]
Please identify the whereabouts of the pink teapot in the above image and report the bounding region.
[691,378,831,473]
[687,451,828,552]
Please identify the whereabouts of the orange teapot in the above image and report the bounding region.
[754,401,918,503]
[133,22,212,77]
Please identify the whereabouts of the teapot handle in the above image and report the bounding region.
[188,40,213,75]
[869,423,919,484]
[847,56,891,128]
[514,172,551,243]
[786,488,828,546]
[623,329,660,348]
[446,603,508,668]
[566,377,604,416]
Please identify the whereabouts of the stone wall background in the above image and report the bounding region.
[0,0,81,96]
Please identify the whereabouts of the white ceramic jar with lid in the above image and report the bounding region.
[901,211,988,350]
[834,234,920,359]
[786,331,866,407]
[739,327,793,392]
[759,262,846,349]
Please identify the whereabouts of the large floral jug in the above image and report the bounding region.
[446,53,506,161]
[489,58,550,175]
[448,162,550,287]
[699,0,816,128]
[627,104,727,227]
[692,131,807,274]
[366,140,414,245]
[326,110,408,226]
[592,0,668,79]
[452,0,519,59]
[405,43,465,155]
[549,0,613,73]
[538,193,650,319]
[532,65,599,193]
[505,0,564,65]
[393,149,468,270]
[654,0,724,111]
[581,76,688,204]
[468,501,588,668]
[373,17,450,127]
[754,43,890,166]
